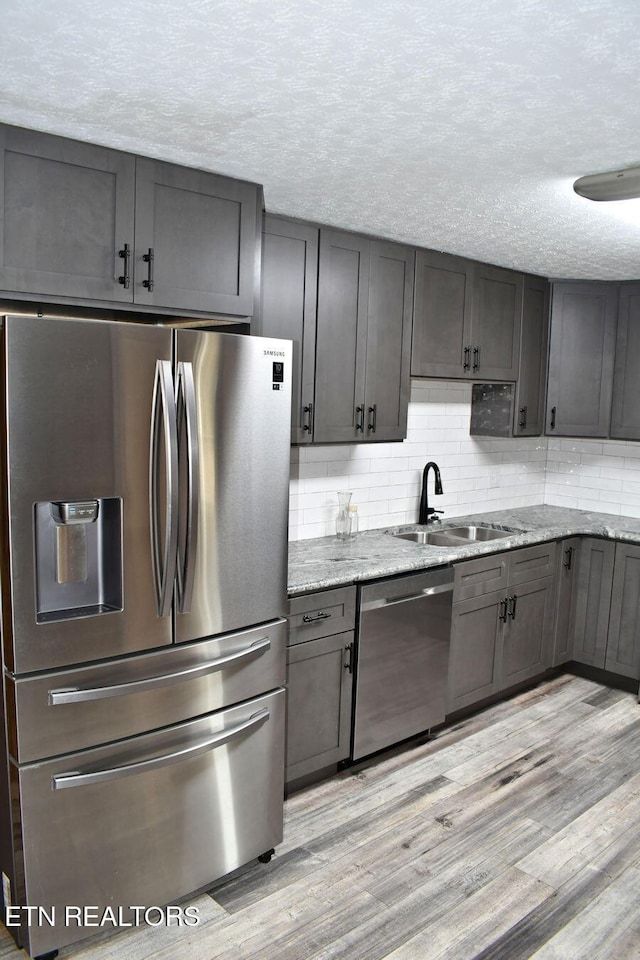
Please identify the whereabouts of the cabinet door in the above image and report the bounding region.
[261,216,318,443]
[411,249,473,378]
[605,543,640,679]
[552,538,580,666]
[501,577,554,688]
[134,158,259,315]
[572,538,615,668]
[314,230,369,442]
[285,631,353,783]
[0,125,135,302]
[514,276,550,436]
[447,590,503,713]
[471,264,523,381]
[546,282,618,437]
[364,240,414,441]
[610,283,640,440]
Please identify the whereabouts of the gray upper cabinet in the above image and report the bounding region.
[513,275,550,436]
[314,230,370,442]
[546,282,619,437]
[411,250,473,379]
[0,125,135,303]
[363,240,414,441]
[260,216,318,443]
[472,264,523,381]
[0,124,260,317]
[134,158,259,316]
[610,283,640,440]
[411,250,523,381]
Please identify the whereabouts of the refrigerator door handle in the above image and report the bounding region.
[50,708,270,790]
[150,359,179,618]
[47,636,272,704]
[176,361,199,614]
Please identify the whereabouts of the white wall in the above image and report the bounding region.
[289,381,548,540]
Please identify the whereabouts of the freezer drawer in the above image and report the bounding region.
[15,689,285,957]
[8,620,286,763]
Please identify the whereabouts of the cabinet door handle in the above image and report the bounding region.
[118,243,131,289]
[344,642,354,673]
[143,247,155,292]
[355,405,365,432]
[519,406,528,429]
[508,595,518,619]
[463,346,471,371]
[563,547,574,570]
[550,406,557,430]
[302,611,331,624]
[499,598,508,622]
[473,346,480,371]
[368,404,377,433]
[303,403,313,434]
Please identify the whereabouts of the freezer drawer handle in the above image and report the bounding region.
[48,636,272,705]
[50,707,270,790]
[176,361,200,614]
[150,359,179,618]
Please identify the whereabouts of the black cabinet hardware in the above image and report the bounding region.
[303,403,313,434]
[355,405,365,432]
[563,547,574,570]
[473,346,480,371]
[463,345,471,371]
[118,243,131,289]
[368,404,377,433]
[550,406,557,429]
[519,406,528,429]
[302,611,331,624]
[508,595,518,619]
[344,642,354,673]
[499,598,508,622]
[142,247,155,291]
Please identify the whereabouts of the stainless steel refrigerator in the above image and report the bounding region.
[0,315,292,957]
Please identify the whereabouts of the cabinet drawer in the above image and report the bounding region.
[454,553,509,601]
[288,586,357,644]
[508,542,557,585]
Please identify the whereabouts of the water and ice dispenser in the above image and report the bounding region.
[34,498,123,623]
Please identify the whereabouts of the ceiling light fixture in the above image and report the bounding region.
[573,166,640,202]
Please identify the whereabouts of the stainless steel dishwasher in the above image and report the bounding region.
[352,567,454,761]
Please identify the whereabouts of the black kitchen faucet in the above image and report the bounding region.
[419,461,444,524]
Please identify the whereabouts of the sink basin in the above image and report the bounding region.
[394,524,518,547]
[440,525,515,541]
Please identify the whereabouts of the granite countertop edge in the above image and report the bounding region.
[287,504,640,597]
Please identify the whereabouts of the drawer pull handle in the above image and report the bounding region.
[302,611,331,623]
[51,708,269,790]
[48,637,271,705]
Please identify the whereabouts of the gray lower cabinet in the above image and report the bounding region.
[604,543,640,678]
[552,538,580,666]
[448,543,557,712]
[571,538,615,668]
[411,250,523,382]
[610,283,640,440]
[0,123,260,317]
[286,587,356,785]
[546,282,619,437]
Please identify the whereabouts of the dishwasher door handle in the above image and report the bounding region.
[361,583,453,612]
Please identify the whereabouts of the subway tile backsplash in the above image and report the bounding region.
[289,381,547,540]
[289,382,640,540]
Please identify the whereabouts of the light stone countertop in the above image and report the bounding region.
[287,504,640,597]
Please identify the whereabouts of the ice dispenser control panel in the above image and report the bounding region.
[51,500,100,525]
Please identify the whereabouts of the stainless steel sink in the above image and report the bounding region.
[394,524,517,547]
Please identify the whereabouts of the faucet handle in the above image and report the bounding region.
[428,509,444,523]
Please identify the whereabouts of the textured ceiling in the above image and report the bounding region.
[2,0,640,279]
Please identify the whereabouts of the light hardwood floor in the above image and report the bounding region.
[2,674,640,959]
